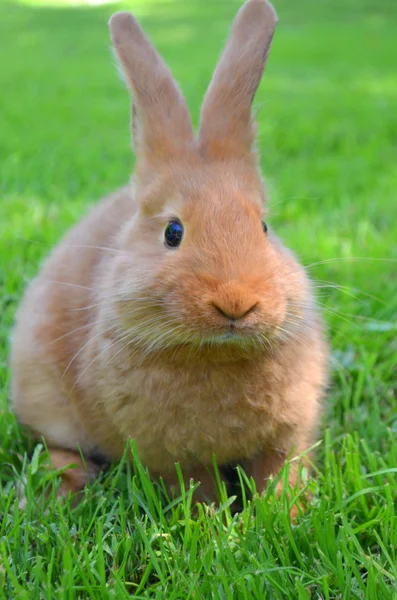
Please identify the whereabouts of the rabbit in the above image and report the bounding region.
[10,0,328,516]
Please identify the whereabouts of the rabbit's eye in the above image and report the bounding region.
[164,220,184,248]
[262,220,268,234]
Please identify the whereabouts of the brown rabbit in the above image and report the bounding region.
[11,0,328,515]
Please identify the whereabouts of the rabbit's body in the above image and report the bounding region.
[12,171,326,486]
[11,0,328,508]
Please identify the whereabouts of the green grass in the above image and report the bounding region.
[1,0,396,597]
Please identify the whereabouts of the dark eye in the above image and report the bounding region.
[164,220,184,248]
[262,220,268,234]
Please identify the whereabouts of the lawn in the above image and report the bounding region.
[0,0,396,597]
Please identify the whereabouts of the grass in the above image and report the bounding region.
[0,0,396,597]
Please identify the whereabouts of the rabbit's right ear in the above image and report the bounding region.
[198,0,277,161]
[109,13,194,167]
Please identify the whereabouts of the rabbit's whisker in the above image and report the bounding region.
[62,325,117,381]
[67,334,123,397]
[44,279,95,292]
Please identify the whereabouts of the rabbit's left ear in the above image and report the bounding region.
[109,12,194,166]
[198,0,277,161]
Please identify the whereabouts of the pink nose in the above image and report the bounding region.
[212,302,257,321]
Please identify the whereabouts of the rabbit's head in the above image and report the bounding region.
[106,1,312,358]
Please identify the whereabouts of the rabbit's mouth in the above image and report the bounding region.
[201,329,257,347]
[218,328,252,341]
[222,331,236,340]
[214,331,242,343]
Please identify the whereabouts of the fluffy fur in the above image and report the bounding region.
[11,0,328,513]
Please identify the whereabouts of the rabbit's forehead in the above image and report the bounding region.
[181,192,262,223]
[139,161,265,220]
[172,167,264,219]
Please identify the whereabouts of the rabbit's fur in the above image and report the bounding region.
[11,0,328,511]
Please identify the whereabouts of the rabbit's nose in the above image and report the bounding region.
[212,302,258,321]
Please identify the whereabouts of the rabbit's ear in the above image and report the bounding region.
[109,12,194,165]
[198,0,277,160]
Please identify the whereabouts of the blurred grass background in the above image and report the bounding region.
[0,0,396,597]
